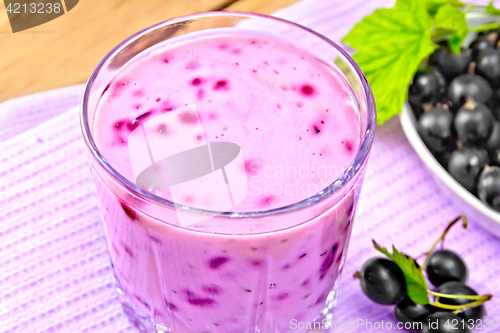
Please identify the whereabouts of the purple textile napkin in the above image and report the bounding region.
[1,0,499,332]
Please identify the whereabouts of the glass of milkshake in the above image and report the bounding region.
[80,12,375,333]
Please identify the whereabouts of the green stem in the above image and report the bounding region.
[452,299,492,314]
[430,299,490,313]
[430,294,492,313]
[428,291,491,301]
[430,301,466,311]
[422,215,468,269]
[469,23,500,32]
[441,215,467,249]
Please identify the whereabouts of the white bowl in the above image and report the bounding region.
[400,104,500,237]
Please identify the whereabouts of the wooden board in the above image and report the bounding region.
[0,0,299,103]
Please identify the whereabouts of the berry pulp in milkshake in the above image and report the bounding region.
[90,29,362,332]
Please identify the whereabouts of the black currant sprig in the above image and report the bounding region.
[419,215,493,314]
[355,215,493,316]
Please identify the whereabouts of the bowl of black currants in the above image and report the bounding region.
[400,14,500,238]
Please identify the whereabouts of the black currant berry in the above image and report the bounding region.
[422,312,471,333]
[485,122,500,154]
[394,296,432,330]
[454,102,494,145]
[478,30,499,40]
[411,103,425,119]
[437,281,485,321]
[430,45,472,79]
[490,149,500,166]
[418,106,454,154]
[447,147,487,193]
[470,36,495,58]
[448,74,492,108]
[425,250,468,287]
[435,151,454,169]
[490,104,500,121]
[476,48,500,86]
[478,166,500,211]
[409,67,446,107]
[489,90,500,121]
[359,258,407,305]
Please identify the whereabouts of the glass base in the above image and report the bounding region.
[115,273,171,333]
[114,272,340,333]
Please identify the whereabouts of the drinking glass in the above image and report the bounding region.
[80,11,376,333]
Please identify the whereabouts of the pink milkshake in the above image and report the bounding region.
[81,12,375,333]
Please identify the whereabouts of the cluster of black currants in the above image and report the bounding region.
[409,31,500,212]
[356,216,492,333]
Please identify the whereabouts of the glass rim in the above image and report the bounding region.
[80,10,376,219]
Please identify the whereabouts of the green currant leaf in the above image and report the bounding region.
[373,240,430,305]
[448,0,465,7]
[424,0,464,16]
[486,1,500,15]
[425,0,450,16]
[372,239,392,258]
[434,4,468,55]
[342,0,437,125]
[391,246,430,305]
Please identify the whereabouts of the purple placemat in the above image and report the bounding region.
[1,0,499,332]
